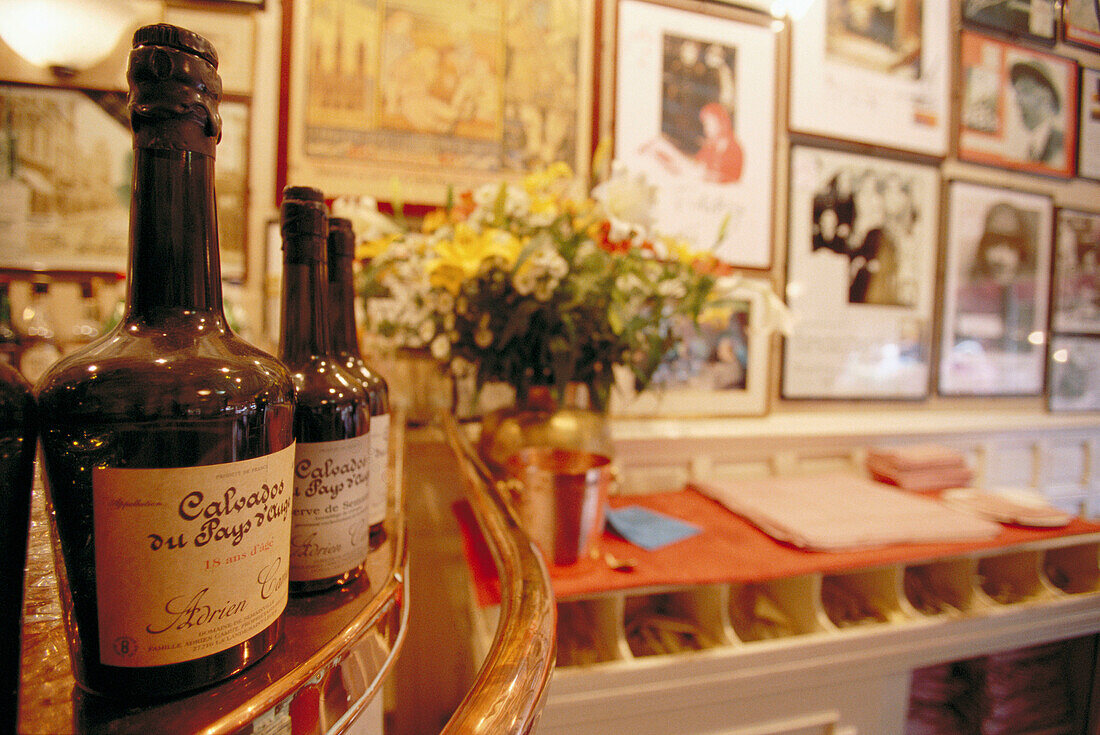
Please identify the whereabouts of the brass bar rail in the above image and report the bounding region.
[440,412,557,735]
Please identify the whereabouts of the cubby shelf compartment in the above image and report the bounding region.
[1043,542,1100,595]
[903,558,980,617]
[557,597,632,667]
[622,585,735,658]
[977,549,1060,606]
[821,566,915,629]
[729,574,833,641]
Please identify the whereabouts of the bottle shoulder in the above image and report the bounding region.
[337,352,391,410]
[36,326,295,421]
[286,355,369,406]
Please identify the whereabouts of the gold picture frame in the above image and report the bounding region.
[281,0,596,205]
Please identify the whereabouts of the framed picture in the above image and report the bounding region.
[957,32,1078,178]
[611,283,770,416]
[781,146,940,400]
[708,0,776,15]
[939,182,1052,396]
[1064,0,1100,49]
[1052,209,1100,334]
[1079,67,1100,180]
[0,85,249,279]
[789,0,951,156]
[1048,335,1100,411]
[282,0,596,205]
[218,101,250,282]
[611,0,777,267]
[962,0,1056,43]
[0,85,131,272]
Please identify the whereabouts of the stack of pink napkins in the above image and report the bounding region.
[866,444,973,493]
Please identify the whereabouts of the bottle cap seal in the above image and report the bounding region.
[281,186,329,263]
[327,218,356,259]
[127,23,222,156]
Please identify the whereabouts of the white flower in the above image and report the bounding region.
[472,182,530,220]
[417,318,436,345]
[475,317,494,348]
[606,217,635,243]
[592,162,657,230]
[514,241,569,301]
[713,275,796,336]
[430,334,451,361]
[657,278,687,299]
[330,195,400,242]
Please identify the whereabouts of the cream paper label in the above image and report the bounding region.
[93,444,295,668]
[367,412,390,526]
[290,433,372,581]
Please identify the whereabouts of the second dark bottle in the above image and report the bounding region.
[280,187,371,594]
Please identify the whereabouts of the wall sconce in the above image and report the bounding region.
[0,0,137,77]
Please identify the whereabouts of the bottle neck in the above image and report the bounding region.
[280,240,333,362]
[329,254,360,356]
[125,147,224,325]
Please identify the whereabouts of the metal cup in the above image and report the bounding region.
[504,447,612,566]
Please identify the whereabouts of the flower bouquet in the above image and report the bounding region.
[340,162,782,414]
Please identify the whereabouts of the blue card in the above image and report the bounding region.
[605,505,701,551]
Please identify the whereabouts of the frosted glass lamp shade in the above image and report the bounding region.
[0,0,136,75]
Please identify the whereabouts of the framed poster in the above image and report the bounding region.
[612,0,776,267]
[958,32,1077,178]
[0,86,249,279]
[789,0,951,156]
[218,101,250,282]
[0,85,130,272]
[961,0,1056,42]
[1048,335,1100,411]
[1079,67,1100,180]
[782,146,940,400]
[611,284,770,416]
[1064,0,1100,49]
[1052,209,1100,334]
[283,0,595,205]
[939,182,1052,396]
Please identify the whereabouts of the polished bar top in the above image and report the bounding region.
[18,418,408,735]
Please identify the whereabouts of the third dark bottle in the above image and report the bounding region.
[279,187,371,594]
[327,216,391,546]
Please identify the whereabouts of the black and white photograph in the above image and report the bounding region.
[1052,209,1100,334]
[783,146,940,399]
[1049,335,1100,410]
[962,0,1056,42]
[958,31,1078,177]
[826,0,923,77]
[790,0,951,155]
[939,182,1052,396]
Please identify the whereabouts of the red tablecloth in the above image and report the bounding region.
[455,488,1100,607]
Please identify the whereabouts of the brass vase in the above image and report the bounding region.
[476,383,613,475]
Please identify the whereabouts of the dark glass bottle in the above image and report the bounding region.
[0,281,20,366]
[280,188,371,595]
[35,24,296,700]
[327,217,391,546]
[0,361,35,730]
[18,279,61,383]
